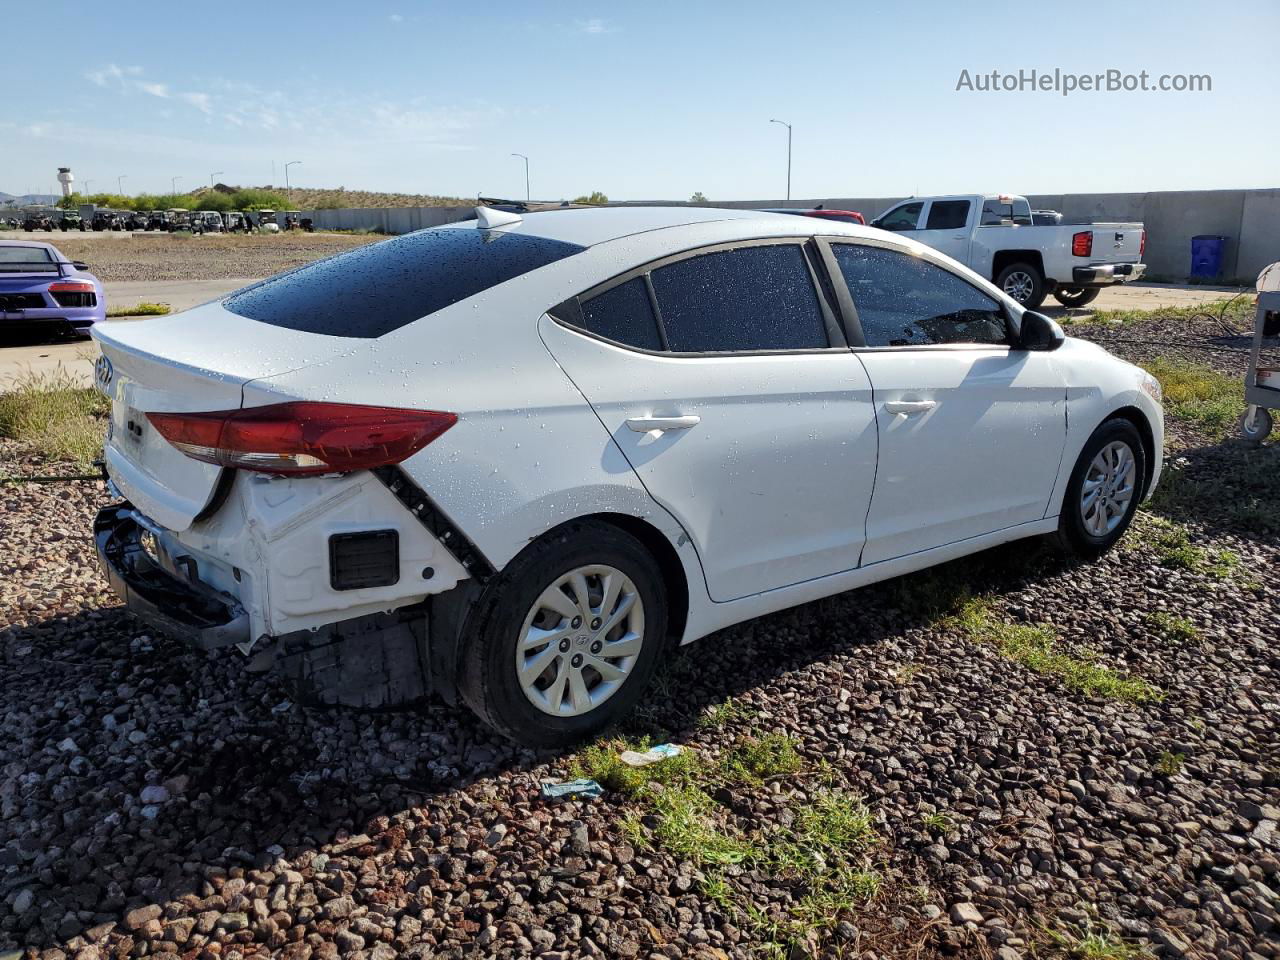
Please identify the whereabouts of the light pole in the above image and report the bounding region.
[171,176,182,197]
[511,153,529,202]
[210,171,223,188]
[769,119,792,201]
[117,175,127,196]
[284,160,301,194]
[83,180,93,196]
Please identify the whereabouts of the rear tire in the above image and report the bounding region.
[459,520,668,748]
[1055,418,1146,559]
[997,262,1046,310]
[1053,286,1101,308]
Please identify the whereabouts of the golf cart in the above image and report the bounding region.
[256,209,280,233]
[60,210,86,231]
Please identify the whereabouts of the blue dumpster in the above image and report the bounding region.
[1190,235,1228,279]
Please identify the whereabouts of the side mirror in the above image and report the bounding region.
[869,217,882,228]
[1017,310,1065,351]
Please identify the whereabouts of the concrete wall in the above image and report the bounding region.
[303,188,1280,283]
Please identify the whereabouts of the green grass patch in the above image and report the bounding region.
[920,811,954,834]
[1144,611,1201,644]
[649,785,755,865]
[1085,297,1255,328]
[953,599,1162,705]
[570,736,705,798]
[1142,357,1242,437]
[1135,514,1246,579]
[106,301,171,318]
[719,732,803,783]
[0,367,110,465]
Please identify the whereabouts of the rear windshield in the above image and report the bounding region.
[224,228,585,338]
[0,246,57,272]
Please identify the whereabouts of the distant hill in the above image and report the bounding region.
[232,185,475,209]
[0,192,60,207]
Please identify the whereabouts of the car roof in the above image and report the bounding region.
[439,205,872,248]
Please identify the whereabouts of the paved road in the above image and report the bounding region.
[0,278,1253,385]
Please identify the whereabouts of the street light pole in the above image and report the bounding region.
[171,176,182,197]
[284,160,302,195]
[210,171,224,188]
[511,153,529,202]
[83,180,93,196]
[117,175,127,196]
[769,119,792,201]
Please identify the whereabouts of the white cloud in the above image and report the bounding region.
[138,82,170,98]
[389,13,403,21]
[25,123,48,137]
[85,63,142,87]
[179,92,212,113]
[575,18,617,34]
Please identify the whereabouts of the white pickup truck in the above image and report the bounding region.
[869,194,1145,309]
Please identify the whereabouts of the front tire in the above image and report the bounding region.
[1239,406,1273,443]
[459,520,668,748]
[1055,418,1146,559]
[997,262,1046,310]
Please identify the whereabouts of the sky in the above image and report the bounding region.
[4,0,1278,203]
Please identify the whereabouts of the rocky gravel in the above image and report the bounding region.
[1,322,1278,959]
[45,234,380,283]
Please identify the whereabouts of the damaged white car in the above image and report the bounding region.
[92,206,1163,746]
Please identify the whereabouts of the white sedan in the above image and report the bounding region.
[91,206,1163,746]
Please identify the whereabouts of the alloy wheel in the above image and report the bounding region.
[1003,271,1035,303]
[515,564,645,717]
[1080,440,1136,536]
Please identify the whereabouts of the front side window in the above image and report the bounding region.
[832,244,1009,347]
[875,202,923,232]
[925,200,971,230]
[649,244,829,352]
[225,228,585,338]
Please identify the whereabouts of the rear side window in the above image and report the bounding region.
[925,200,970,230]
[650,244,828,352]
[224,228,585,338]
[575,278,663,350]
[832,244,1008,347]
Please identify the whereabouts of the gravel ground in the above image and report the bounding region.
[1,317,1277,959]
[43,234,380,283]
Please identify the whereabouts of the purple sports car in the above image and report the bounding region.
[0,240,106,338]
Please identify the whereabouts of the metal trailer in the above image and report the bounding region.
[1240,289,1280,442]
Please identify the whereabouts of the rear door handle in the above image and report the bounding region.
[626,415,701,433]
[884,400,937,416]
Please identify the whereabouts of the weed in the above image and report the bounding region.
[650,786,754,865]
[893,662,923,684]
[697,696,756,730]
[791,866,881,926]
[720,732,803,783]
[0,366,110,464]
[954,599,1162,704]
[1047,923,1152,959]
[699,870,736,911]
[795,792,878,855]
[1155,751,1187,776]
[920,811,954,834]
[1144,611,1201,643]
[1135,514,1251,579]
[617,812,649,850]
[106,301,171,317]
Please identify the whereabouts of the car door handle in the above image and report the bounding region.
[884,400,937,416]
[626,415,701,433]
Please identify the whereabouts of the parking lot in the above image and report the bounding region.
[1,229,1277,960]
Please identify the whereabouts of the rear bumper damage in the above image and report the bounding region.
[93,469,479,708]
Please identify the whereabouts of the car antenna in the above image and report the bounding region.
[474,205,523,229]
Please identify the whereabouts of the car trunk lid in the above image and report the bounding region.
[93,300,362,531]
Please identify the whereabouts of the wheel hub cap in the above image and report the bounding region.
[515,564,645,717]
[1080,440,1136,536]
[1003,272,1034,302]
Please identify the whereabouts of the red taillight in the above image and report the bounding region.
[1071,231,1093,258]
[1140,229,1146,257]
[146,402,457,476]
[49,280,95,292]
